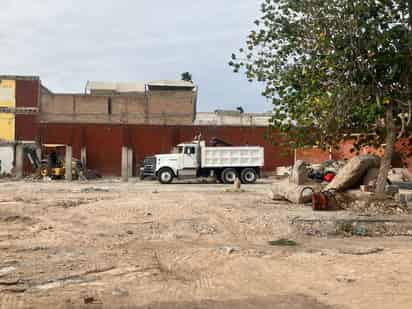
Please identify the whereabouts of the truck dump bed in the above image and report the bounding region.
[201,147,264,168]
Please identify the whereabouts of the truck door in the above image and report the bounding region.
[183,146,198,169]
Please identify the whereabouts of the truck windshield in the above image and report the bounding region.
[177,146,183,154]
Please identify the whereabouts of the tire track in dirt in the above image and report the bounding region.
[0,294,23,309]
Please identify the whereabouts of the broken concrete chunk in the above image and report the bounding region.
[388,168,412,183]
[326,155,380,192]
[289,160,309,185]
[395,192,412,203]
[219,246,238,255]
[275,166,292,177]
[270,178,317,204]
[388,168,405,183]
[402,169,412,182]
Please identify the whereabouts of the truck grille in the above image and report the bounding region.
[143,156,156,175]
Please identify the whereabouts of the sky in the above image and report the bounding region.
[0,0,271,113]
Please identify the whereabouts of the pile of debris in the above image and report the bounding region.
[271,155,412,214]
[0,173,12,179]
[345,197,408,215]
[270,160,323,204]
[274,160,344,182]
[324,155,381,192]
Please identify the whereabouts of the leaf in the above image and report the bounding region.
[383,98,391,105]
[229,0,410,155]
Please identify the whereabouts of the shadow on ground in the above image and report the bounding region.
[63,294,340,309]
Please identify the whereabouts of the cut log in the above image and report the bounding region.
[326,155,380,192]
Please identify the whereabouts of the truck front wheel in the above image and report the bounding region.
[222,168,238,184]
[241,168,257,184]
[158,168,174,184]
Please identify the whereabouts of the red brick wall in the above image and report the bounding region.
[26,120,412,175]
[295,147,331,164]
[38,124,294,176]
[396,138,412,168]
[15,115,38,141]
[14,78,40,143]
[15,79,40,108]
[299,138,412,171]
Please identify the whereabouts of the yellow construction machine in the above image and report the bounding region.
[38,144,82,179]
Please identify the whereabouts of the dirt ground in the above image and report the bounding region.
[1,178,412,309]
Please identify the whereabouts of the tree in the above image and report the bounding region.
[181,72,193,82]
[230,0,412,193]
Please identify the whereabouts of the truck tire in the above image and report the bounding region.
[222,168,238,184]
[158,168,174,184]
[241,168,257,184]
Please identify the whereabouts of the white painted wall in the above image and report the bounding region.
[195,112,272,126]
[0,145,14,175]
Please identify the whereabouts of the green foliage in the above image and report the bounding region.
[230,0,412,150]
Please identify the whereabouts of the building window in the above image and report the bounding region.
[185,147,196,155]
[108,97,112,115]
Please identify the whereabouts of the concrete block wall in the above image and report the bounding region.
[41,93,72,114]
[111,95,146,123]
[40,89,196,125]
[75,95,108,114]
[147,90,195,125]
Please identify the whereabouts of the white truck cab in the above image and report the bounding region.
[141,138,264,184]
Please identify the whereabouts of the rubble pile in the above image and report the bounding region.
[270,178,320,204]
[343,196,409,215]
[270,161,322,204]
[388,168,412,183]
[326,155,381,191]
[271,154,412,213]
[351,199,409,215]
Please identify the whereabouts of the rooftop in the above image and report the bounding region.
[0,75,39,81]
[85,81,146,94]
[85,80,195,94]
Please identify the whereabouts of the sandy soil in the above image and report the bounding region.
[0,178,412,309]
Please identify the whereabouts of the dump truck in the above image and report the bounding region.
[140,137,264,184]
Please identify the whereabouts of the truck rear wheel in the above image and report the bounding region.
[222,168,238,184]
[158,168,174,184]
[241,168,257,184]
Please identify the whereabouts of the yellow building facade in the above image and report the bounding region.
[0,79,15,141]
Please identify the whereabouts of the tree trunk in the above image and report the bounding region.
[409,0,412,31]
[375,105,396,193]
